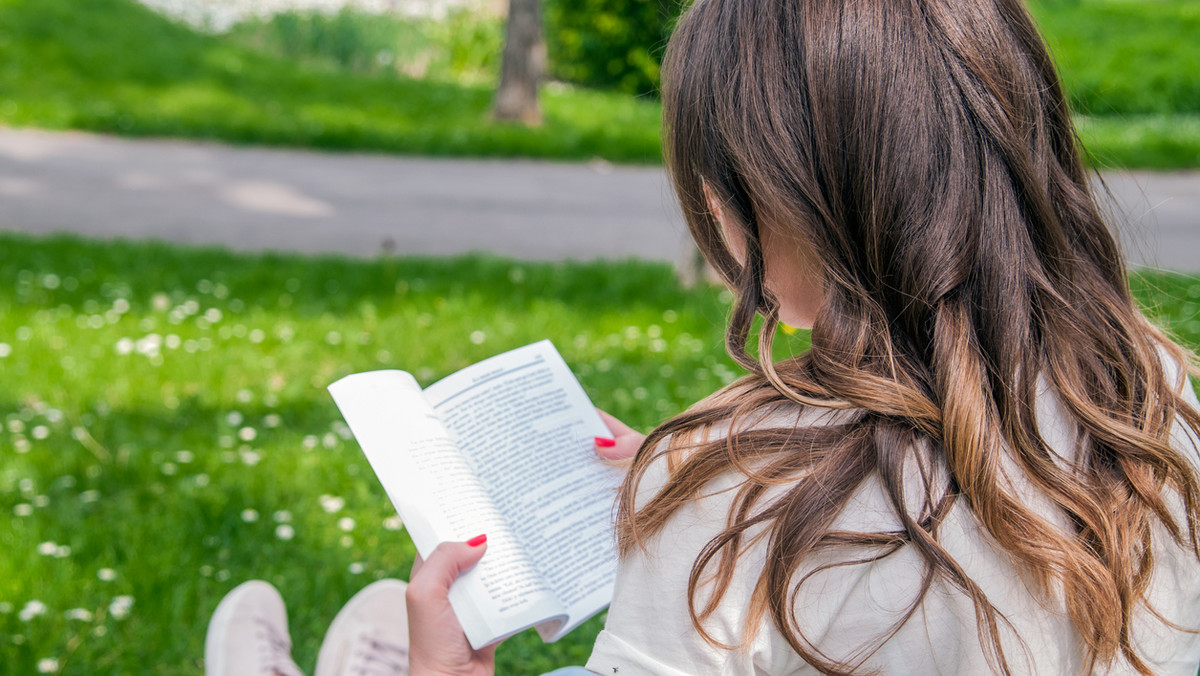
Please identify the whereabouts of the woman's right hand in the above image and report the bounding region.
[407,538,497,676]
[594,409,646,462]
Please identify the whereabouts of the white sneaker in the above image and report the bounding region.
[314,580,410,676]
[205,580,306,676]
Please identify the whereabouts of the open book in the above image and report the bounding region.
[328,340,623,649]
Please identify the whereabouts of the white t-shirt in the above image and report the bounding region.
[586,369,1200,675]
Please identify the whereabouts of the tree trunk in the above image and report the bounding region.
[493,0,545,125]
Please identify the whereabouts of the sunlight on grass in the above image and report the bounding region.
[1077,114,1200,170]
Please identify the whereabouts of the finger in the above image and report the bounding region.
[597,409,637,437]
[410,553,425,579]
[407,537,488,606]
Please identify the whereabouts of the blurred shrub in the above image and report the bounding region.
[422,9,503,84]
[227,8,502,83]
[228,8,414,74]
[544,0,683,96]
[539,0,1200,108]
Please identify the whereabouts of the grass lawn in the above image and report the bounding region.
[1030,0,1200,117]
[1,232,1198,674]
[0,0,1197,168]
[0,232,749,674]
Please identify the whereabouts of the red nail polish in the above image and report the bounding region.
[466,534,487,547]
[595,437,617,448]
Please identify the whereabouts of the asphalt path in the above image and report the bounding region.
[1,127,1197,272]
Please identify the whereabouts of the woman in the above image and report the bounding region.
[413,0,1200,673]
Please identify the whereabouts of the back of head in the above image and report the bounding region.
[666,0,1123,354]
[620,0,1200,673]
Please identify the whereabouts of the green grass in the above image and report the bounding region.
[1030,0,1200,116]
[0,232,752,674]
[1029,0,1200,169]
[0,232,1197,674]
[0,0,662,163]
[0,0,1198,167]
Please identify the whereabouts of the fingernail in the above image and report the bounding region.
[595,437,617,448]
[466,534,487,547]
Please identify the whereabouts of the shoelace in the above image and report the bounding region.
[253,617,305,676]
[348,631,409,676]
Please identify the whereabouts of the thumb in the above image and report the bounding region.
[408,535,488,603]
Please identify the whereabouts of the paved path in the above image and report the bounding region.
[1,127,1197,272]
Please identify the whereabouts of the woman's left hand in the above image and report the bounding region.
[407,537,497,676]
[594,409,646,462]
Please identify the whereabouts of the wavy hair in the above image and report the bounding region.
[616,0,1200,673]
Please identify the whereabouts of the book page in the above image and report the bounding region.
[328,370,560,647]
[423,340,625,641]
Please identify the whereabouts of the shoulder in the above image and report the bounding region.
[590,426,811,675]
[593,389,1065,674]
[627,388,860,512]
[592,397,913,675]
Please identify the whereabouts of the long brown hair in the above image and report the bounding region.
[616,0,1200,673]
